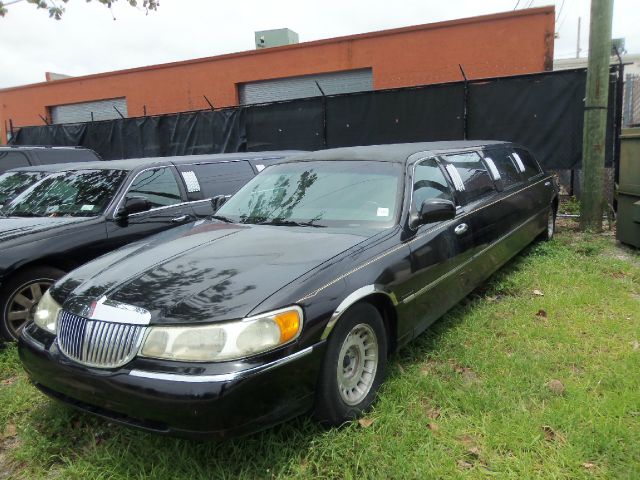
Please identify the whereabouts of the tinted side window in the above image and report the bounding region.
[0,151,30,172]
[186,161,254,198]
[442,152,495,203]
[34,149,99,165]
[486,148,522,188]
[512,148,542,180]
[126,167,182,208]
[412,158,454,210]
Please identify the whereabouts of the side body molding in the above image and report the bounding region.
[320,285,398,340]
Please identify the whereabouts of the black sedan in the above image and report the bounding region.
[0,151,296,340]
[19,141,558,437]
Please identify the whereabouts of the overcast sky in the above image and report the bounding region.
[0,0,638,89]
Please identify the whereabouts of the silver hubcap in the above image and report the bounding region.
[547,210,554,237]
[337,323,378,406]
[5,279,54,339]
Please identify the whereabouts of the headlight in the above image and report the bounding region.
[140,306,303,362]
[33,290,61,334]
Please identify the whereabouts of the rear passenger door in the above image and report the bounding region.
[106,166,195,246]
[175,161,255,217]
[511,147,549,216]
[481,146,526,236]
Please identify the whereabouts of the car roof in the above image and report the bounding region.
[7,151,302,173]
[281,141,511,164]
[0,145,94,151]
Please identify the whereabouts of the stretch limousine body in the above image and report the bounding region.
[19,141,558,437]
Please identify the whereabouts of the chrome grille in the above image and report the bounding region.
[57,311,145,368]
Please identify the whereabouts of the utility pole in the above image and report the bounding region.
[580,0,614,232]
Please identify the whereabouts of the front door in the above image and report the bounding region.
[401,157,475,340]
[106,166,195,247]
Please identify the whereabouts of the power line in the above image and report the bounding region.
[513,0,522,10]
[555,0,566,22]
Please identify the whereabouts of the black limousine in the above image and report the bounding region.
[0,145,101,174]
[0,146,102,205]
[19,141,558,437]
[0,151,296,340]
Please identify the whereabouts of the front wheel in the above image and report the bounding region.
[0,266,65,341]
[314,302,387,426]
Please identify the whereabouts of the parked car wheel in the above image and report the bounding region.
[540,206,556,242]
[0,266,65,341]
[315,302,387,426]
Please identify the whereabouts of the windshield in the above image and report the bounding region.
[2,169,127,218]
[217,161,403,228]
[0,171,49,206]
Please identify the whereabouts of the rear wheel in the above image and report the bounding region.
[315,302,387,426]
[540,206,556,241]
[0,266,65,341]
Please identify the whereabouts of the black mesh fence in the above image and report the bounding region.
[11,67,622,170]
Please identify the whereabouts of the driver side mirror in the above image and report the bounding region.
[411,198,456,229]
[115,196,151,220]
[210,194,231,212]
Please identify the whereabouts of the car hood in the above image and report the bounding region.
[55,221,370,324]
[0,216,89,243]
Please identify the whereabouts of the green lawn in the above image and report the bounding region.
[1,223,639,479]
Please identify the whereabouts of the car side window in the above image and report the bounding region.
[0,151,30,171]
[485,148,522,188]
[125,167,182,208]
[441,151,495,204]
[512,148,542,180]
[179,161,254,200]
[412,158,454,210]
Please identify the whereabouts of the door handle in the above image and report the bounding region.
[171,215,190,223]
[454,223,469,235]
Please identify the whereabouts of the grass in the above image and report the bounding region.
[1,223,639,479]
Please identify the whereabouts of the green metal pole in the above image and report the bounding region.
[580,0,615,232]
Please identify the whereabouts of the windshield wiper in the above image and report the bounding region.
[210,214,234,223]
[5,212,40,218]
[256,219,326,228]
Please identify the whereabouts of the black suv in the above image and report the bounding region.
[0,146,101,174]
[0,151,297,340]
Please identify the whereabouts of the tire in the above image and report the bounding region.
[314,302,388,426]
[0,266,65,341]
[539,206,556,242]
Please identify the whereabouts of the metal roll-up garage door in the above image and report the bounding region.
[239,68,373,105]
[50,97,128,124]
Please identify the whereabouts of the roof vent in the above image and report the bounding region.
[255,28,299,49]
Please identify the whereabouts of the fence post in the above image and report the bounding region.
[315,81,328,149]
[459,64,469,140]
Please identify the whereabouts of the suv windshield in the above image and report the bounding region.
[0,171,49,206]
[217,161,403,228]
[2,169,127,218]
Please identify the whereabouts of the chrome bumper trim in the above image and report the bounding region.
[128,344,320,383]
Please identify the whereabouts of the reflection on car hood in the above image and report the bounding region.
[54,220,371,324]
[0,217,89,243]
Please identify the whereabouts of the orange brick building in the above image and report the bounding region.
[0,7,555,143]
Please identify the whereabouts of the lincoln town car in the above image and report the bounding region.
[18,141,558,437]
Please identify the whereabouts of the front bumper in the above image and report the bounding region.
[18,323,325,438]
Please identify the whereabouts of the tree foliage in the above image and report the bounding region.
[0,0,159,19]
